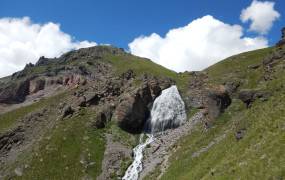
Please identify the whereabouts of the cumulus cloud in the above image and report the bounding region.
[0,17,97,77]
[240,0,280,34]
[129,15,268,72]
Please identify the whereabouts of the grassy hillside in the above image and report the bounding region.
[1,46,284,179]
[159,47,285,179]
[16,109,105,180]
[0,49,183,179]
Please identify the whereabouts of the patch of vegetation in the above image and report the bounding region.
[206,47,273,89]
[158,47,285,180]
[143,166,162,180]
[117,156,133,178]
[0,91,69,133]
[187,107,199,120]
[106,120,139,148]
[161,92,284,179]
[16,108,105,179]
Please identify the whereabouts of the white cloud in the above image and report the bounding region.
[129,15,268,72]
[0,17,97,78]
[240,0,280,34]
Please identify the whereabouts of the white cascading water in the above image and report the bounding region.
[122,85,186,180]
[122,134,153,180]
[147,85,187,133]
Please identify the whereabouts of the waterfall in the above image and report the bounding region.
[147,85,187,133]
[122,85,186,180]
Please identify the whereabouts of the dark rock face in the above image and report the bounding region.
[115,90,151,133]
[29,79,45,94]
[148,79,162,99]
[206,86,231,120]
[114,77,172,133]
[238,89,270,108]
[93,104,115,128]
[0,80,30,104]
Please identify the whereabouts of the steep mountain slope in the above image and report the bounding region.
[0,29,284,180]
[0,46,180,179]
[148,46,285,179]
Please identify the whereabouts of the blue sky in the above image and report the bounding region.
[0,0,284,76]
[1,0,284,47]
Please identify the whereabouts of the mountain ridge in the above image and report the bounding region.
[0,28,284,179]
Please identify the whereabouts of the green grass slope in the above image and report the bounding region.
[0,48,183,179]
[1,46,284,179]
[160,47,285,179]
[16,109,105,180]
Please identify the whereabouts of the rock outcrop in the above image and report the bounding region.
[114,78,172,133]
[184,71,208,109]
[205,85,231,120]
[0,80,30,104]
[61,105,74,118]
[238,89,270,108]
[0,127,25,155]
[29,79,45,94]
[115,85,152,133]
[276,27,285,47]
[93,104,115,128]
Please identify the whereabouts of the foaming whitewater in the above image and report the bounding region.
[122,85,186,180]
[148,85,187,133]
[122,134,153,180]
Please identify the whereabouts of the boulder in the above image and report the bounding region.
[115,92,150,133]
[61,105,74,118]
[85,92,102,106]
[206,85,231,120]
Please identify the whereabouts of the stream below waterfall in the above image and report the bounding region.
[122,85,187,180]
[122,134,153,180]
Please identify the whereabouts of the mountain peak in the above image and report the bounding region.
[35,45,126,66]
